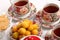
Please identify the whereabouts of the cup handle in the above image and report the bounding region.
[56,8,60,18]
[45,30,52,40]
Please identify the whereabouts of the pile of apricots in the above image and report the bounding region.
[11,19,40,40]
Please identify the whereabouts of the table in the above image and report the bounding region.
[0,0,60,40]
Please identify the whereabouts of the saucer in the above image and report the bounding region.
[7,3,36,21]
[34,11,60,29]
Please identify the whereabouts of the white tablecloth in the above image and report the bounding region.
[0,0,60,40]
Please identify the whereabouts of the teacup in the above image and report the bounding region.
[10,0,30,15]
[45,25,60,40]
[51,25,60,40]
[42,3,59,23]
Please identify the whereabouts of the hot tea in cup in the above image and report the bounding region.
[42,3,59,23]
[52,26,60,39]
[10,0,29,15]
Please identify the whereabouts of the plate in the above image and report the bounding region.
[8,19,42,40]
[0,14,11,39]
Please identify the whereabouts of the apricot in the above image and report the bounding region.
[17,22,22,28]
[32,29,38,35]
[21,21,29,28]
[25,31,31,36]
[12,26,18,32]
[18,28,26,34]
[12,32,19,39]
[23,19,33,25]
[32,24,39,29]
[18,35,25,38]
[28,26,33,31]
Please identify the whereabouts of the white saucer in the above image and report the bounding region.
[7,3,36,21]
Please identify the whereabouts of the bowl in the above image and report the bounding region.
[9,19,42,40]
[21,35,44,40]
